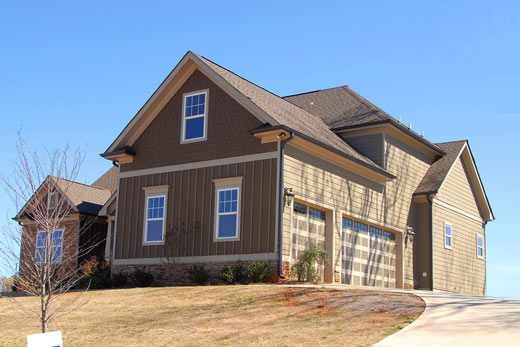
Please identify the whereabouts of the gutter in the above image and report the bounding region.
[427,194,434,291]
[277,131,294,279]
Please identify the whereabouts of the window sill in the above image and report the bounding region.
[214,237,240,242]
[181,137,207,145]
[143,241,165,246]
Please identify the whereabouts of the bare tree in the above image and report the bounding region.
[0,132,96,333]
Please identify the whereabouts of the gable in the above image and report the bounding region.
[437,156,482,218]
[119,69,276,172]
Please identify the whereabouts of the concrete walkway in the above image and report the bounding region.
[375,290,520,347]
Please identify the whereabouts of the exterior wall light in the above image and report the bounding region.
[284,187,294,206]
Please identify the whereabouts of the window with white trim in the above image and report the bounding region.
[476,235,484,259]
[444,223,452,249]
[144,195,166,243]
[35,229,63,263]
[182,90,207,142]
[213,177,243,241]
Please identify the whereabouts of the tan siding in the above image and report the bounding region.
[120,69,276,172]
[343,133,384,167]
[432,203,486,295]
[115,158,277,259]
[283,134,431,287]
[438,157,481,217]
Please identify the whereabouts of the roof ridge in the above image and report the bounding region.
[282,85,349,99]
[341,86,392,122]
[51,176,111,192]
[435,139,468,145]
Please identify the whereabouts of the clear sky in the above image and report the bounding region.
[0,1,518,298]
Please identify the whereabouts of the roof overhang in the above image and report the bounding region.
[414,142,494,222]
[252,126,395,183]
[333,120,446,159]
[100,147,136,164]
[101,51,279,159]
[99,192,117,217]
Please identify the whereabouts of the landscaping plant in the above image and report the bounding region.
[132,268,154,287]
[290,244,328,282]
[185,264,209,285]
[218,263,245,284]
[247,261,272,283]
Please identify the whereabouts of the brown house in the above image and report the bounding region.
[19,51,493,295]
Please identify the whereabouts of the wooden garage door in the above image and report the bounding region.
[340,217,396,288]
[290,201,326,281]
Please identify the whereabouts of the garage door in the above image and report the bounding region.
[340,217,396,288]
[291,201,326,281]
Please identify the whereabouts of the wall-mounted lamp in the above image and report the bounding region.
[406,226,415,242]
[284,187,295,206]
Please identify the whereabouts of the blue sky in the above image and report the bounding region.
[0,1,518,298]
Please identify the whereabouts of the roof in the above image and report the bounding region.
[192,53,388,173]
[415,140,467,195]
[283,86,445,154]
[52,177,112,215]
[92,167,118,194]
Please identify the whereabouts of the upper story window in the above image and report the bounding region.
[476,235,484,259]
[142,185,169,245]
[213,177,243,241]
[35,229,63,263]
[182,90,208,143]
[444,222,452,249]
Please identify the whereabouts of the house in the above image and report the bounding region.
[15,168,117,272]
[18,51,493,295]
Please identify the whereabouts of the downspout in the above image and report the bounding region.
[426,194,434,291]
[277,131,294,279]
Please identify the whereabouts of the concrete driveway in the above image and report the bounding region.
[375,290,520,347]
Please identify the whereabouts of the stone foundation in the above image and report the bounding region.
[112,259,281,286]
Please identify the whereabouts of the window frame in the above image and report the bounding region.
[181,89,209,144]
[35,229,63,264]
[213,177,243,242]
[476,234,485,259]
[142,185,169,245]
[444,222,453,249]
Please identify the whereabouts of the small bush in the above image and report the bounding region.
[132,268,154,287]
[290,243,328,282]
[247,261,272,283]
[110,272,129,288]
[78,256,111,289]
[76,276,106,290]
[185,264,209,285]
[219,263,245,284]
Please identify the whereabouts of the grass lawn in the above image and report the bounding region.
[0,285,424,346]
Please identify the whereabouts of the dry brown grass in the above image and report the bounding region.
[0,285,424,346]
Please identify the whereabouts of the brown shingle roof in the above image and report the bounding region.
[92,167,118,194]
[414,140,467,195]
[194,53,387,173]
[52,177,112,215]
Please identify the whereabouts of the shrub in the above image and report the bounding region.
[75,276,106,290]
[290,243,328,282]
[110,272,129,288]
[219,263,245,284]
[185,264,209,285]
[77,256,111,289]
[132,268,154,287]
[247,261,272,283]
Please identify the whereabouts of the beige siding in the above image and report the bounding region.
[283,134,432,287]
[115,158,277,260]
[437,157,481,217]
[343,133,384,167]
[432,203,486,295]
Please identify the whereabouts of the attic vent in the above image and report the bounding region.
[48,193,57,210]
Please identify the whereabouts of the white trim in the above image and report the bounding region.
[444,222,453,249]
[142,186,170,245]
[476,234,485,260]
[432,198,483,222]
[119,152,277,178]
[340,210,404,234]
[293,194,334,211]
[113,253,277,265]
[181,89,208,144]
[213,178,243,242]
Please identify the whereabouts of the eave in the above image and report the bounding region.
[100,147,136,164]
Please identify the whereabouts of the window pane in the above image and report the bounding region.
[293,202,307,215]
[225,201,231,212]
[35,248,44,263]
[219,202,225,213]
[219,190,225,201]
[309,207,325,221]
[185,117,204,139]
[147,220,163,242]
[219,214,237,238]
[36,232,46,247]
[342,218,353,229]
[186,96,192,106]
[192,94,198,105]
[199,93,205,104]
[477,237,483,246]
[354,222,368,233]
[52,246,61,262]
[231,201,237,212]
[53,230,62,246]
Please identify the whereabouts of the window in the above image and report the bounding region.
[213,177,243,241]
[444,223,452,249]
[354,221,368,233]
[35,229,63,263]
[309,207,326,221]
[142,185,169,245]
[342,217,353,229]
[369,226,383,238]
[476,235,484,259]
[293,202,307,215]
[384,231,396,241]
[182,90,208,142]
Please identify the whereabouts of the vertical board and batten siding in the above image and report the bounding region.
[115,158,277,260]
[432,204,486,295]
[342,134,385,167]
[432,156,486,295]
[283,134,433,286]
[437,157,482,217]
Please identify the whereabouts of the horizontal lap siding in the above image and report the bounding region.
[432,204,486,295]
[343,133,384,167]
[115,158,277,259]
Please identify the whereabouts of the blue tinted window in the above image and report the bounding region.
[218,214,237,238]
[35,230,63,263]
[185,117,205,140]
[309,207,325,221]
[217,188,239,238]
[145,196,165,243]
[342,218,353,229]
[369,226,383,238]
[183,92,207,141]
[293,202,307,215]
[354,222,368,233]
[218,188,238,213]
[146,220,164,242]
